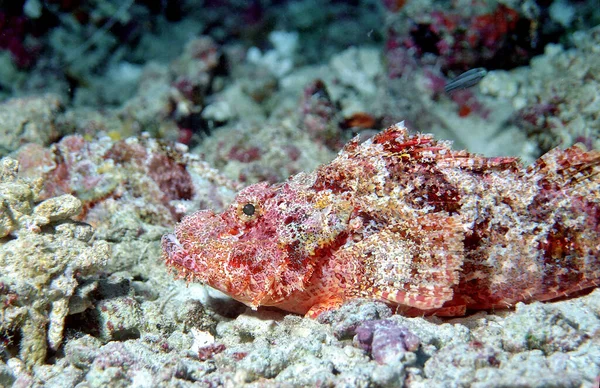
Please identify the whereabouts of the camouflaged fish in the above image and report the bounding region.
[162,123,600,317]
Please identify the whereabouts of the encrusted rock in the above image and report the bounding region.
[96,296,144,342]
[33,194,82,224]
[0,157,110,367]
[0,94,63,156]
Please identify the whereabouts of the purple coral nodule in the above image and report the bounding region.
[353,319,420,364]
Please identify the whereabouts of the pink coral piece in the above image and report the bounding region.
[162,123,600,318]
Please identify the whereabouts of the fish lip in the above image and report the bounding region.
[235,289,273,310]
[163,208,286,309]
[161,232,210,282]
[162,233,183,250]
[161,233,180,259]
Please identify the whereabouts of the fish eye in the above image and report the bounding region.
[236,198,261,221]
[242,203,255,216]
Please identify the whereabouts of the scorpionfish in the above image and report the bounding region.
[162,123,600,317]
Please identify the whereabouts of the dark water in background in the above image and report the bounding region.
[1,0,597,102]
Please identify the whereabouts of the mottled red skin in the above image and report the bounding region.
[163,123,600,317]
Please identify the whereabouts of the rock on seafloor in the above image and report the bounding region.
[0,157,110,367]
[0,95,63,156]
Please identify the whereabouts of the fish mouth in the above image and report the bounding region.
[162,233,183,252]
[161,232,206,279]
[162,208,291,309]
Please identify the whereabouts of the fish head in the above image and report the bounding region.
[162,178,353,309]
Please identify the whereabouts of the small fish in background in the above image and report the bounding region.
[445,68,488,94]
